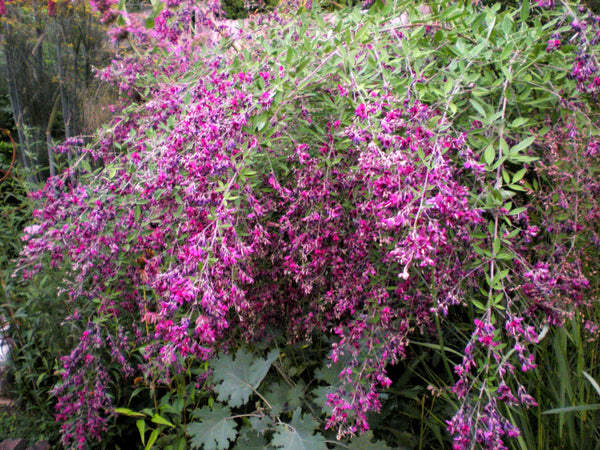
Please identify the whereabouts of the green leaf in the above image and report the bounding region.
[510,136,536,154]
[492,237,501,256]
[211,349,279,408]
[249,414,273,435]
[501,14,514,35]
[496,251,515,260]
[499,137,509,155]
[470,98,487,118]
[146,429,159,450]
[512,168,527,183]
[583,371,600,398]
[485,12,496,40]
[472,298,486,311]
[136,419,146,446]
[510,117,529,128]
[348,430,394,449]
[233,426,269,450]
[264,381,288,416]
[173,437,187,450]
[286,381,306,411]
[542,404,600,415]
[509,155,537,163]
[254,111,271,132]
[188,405,238,450]
[152,413,175,428]
[521,0,530,22]
[114,407,145,418]
[500,41,515,61]
[484,144,495,166]
[470,40,488,58]
[271,408,327,450]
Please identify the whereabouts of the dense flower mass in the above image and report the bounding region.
[13,0,600,448]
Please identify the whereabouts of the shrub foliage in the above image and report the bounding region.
[7,0,600,448]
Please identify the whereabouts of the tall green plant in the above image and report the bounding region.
[0,132,62,443]
[508,311,600,449]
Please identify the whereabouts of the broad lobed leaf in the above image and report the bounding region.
[271,408,327,450]
[211,349,279,408]
[187,404,238,450]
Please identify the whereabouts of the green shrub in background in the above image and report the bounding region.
[220,0,279,19]
[0,136,61,445]
[0,407,43,445]
[0,140,27,270]
[510,311,600,449]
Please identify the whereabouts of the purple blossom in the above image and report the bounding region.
[15,1,600,448]
[546,39,561,52]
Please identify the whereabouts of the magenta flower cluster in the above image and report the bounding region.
[15,0,600,448]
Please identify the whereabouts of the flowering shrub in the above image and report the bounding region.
[11,0,600,448]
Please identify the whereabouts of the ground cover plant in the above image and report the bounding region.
[3,0,600,448]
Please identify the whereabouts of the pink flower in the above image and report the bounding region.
[546,39,561,52]
[355,103,368,120]
[337,84,348,97]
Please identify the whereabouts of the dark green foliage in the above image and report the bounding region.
[0,158,60,445]
[0,278,71,446]
[221,0,249,19]
[509,314,600,450]
[0,94,15,136]
[0,150,29,270]
[221,0,279,19]
[0,405,50,445]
